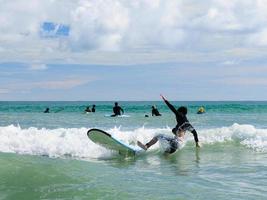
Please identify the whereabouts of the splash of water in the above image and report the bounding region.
[0,123,266,159]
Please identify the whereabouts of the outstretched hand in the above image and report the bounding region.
[160,94,166,101]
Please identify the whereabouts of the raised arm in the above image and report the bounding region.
[160,95,177,114]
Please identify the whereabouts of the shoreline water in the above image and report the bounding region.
[0,101,267,199]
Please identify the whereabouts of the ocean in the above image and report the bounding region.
[0,101,266,200]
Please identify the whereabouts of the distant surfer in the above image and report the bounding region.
[84,106,91,113]
[197,106,205,114]
[151,106,161,116]
[111,102,124,117]
[92,105,96,113]
[44,108,50,113]
[138,95,200,154]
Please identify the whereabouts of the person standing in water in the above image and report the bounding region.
[138,95,200,154]
[197,106,205,114]
[84,106,91,113]
[111,102,124,117]
[92,105,96,113]
[151,106,161,116]
[44,108,50,113]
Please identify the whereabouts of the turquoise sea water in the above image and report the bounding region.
[0,101,267,200]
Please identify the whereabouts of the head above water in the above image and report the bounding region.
[177,106,187,115]
[115,102,118,106]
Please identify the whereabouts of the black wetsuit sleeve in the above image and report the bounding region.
[164,99,177,114]
[191,129,199,143]
[120,107,124,114]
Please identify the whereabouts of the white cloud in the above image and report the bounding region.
[221,60,239,66]
[28,63,48,71]
[216,77,267,86]
[0,88,10,94]
[0,77,97,94]
[33,78,91,90]
[248,28,267,46]
[1,0,267,64]
[69,0,129,51]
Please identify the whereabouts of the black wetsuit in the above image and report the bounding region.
[145,134,180,154]
[85,108,91,112]
[164,99,199,144]
[152,108,161,116]
[112,106,124,116]
[44,108,49,113]
[92,107,95,112]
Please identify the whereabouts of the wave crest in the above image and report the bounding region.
[0,123,266,159]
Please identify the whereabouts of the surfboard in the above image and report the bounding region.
[104,114,130,118]
[87,129,143,156]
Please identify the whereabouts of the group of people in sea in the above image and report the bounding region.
[44,102,205,117]
[151,105,205,116]
[84,103,161,117]
[84,105,96,113]
[85,102,124,117]
[43,102,125,117]
[43,95,203,154]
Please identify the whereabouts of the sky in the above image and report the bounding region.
[1,0,267,101]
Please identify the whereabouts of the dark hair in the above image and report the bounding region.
[115,102,118,106]
[177,106,187,115]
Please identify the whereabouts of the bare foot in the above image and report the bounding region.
[137,141,147,150]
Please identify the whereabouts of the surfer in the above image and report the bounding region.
[84,106,91,113]
[111,102,124,117]
[44,107,50,113]
[151,106,161,116]
[138,95,200,154]
[92,105,96,112]
[197,106,205,114]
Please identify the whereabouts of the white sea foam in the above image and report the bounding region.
[0,125,113,159]
[199,123,267,151]
[0,123,266,159]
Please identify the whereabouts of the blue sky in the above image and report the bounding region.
[0,0,267,101]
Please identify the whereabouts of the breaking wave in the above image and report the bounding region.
[0,123,266,159]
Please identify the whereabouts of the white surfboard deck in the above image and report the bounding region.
[104,114,130,118]
[87,129,143,156]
